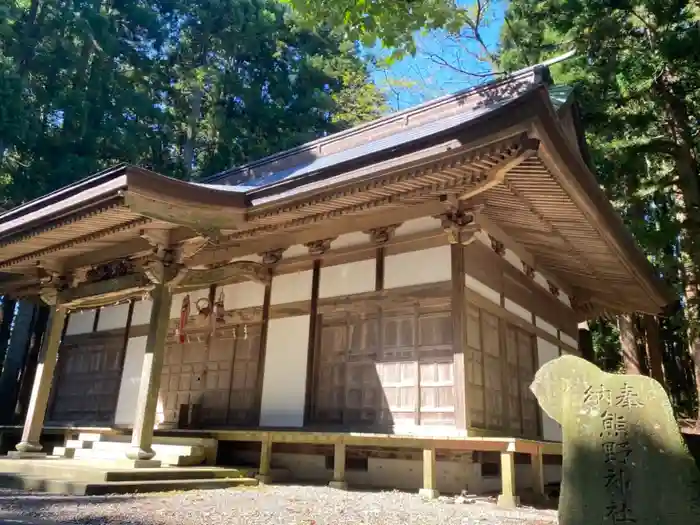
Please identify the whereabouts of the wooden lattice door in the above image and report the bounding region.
[50,332,125,425]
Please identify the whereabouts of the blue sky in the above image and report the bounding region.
[366,0,507,111]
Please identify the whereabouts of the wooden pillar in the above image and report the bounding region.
[497,451,520,508]
[419,446,439,499]
[451,243,469,430]
[12,305,68,456]
[329,442,348,490]
[530,450,545,502]
[256,434,273,484]
[127,284,172,464]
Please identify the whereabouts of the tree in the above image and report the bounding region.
[0,0,385,204]
[500,0,700,417]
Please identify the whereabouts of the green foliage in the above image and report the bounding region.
[500,0,700,416]
[0,0,385,203]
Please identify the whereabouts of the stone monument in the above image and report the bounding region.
[530,355,700,525]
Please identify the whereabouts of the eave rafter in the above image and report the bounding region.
[0,216,152,271]
[225,135,534,244]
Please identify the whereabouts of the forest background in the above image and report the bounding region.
[2,0,699,422]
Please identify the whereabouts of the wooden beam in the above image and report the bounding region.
[530,450,545,502]
[459,137,540,202]
[189,201,445,267]
[419,447,439,499]
[497,451,520,508]
[329,442,348,490]
[451,243,469,430]
[303,260,321,426]
[256,434,273,484]
[60,273,153,309]
[176,260,270,290]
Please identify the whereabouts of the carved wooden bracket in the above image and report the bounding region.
[305,238,335,257]
[548,281,560,296]
[260,249,284,266]
[522,262,535,280]
[437,209,480,245]
[177,260,271,290]
[489,235,505,256]
[38,274,70,306]
[364,224,399,245]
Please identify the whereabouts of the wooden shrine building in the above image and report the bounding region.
[0,63,673,503]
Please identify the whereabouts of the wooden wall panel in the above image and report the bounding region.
[50,332,125,424]
[312,298,455,431]
[465,300,540,439]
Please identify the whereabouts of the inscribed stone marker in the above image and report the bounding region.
[530,355,700,525]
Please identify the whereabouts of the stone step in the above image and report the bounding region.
[52,446,75,458]
[0,473,258,496]
[91,440,204,457]
[71,448,202,467]
[77,433,216,448]
[104,466,254,482]
[65,439,94,449]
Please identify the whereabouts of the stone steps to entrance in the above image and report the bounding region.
[0,458,258,495]
[53,435,213,467]
[0,473,258,496]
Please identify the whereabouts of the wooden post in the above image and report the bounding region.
[329,442,348,490]
[12,305,68,457]
[497,451,520,508]
[126,284,172,465]
[451,243,469,430]
[419,446,439,499]
[256,434,273,484]
[530,450,545,502]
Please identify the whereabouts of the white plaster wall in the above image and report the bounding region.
[259,315,310,427]
[504,249,522,270]
[464,274,501,305]
[333,231,369,249]
[132,299,153,325]
[284,244,308,259]
[170,288,209,319]
[270,453,474,494]
[319,260,375,299]
[221,281,265,310]
[537,337,562,442]
[394,216,442,237]
[560,332,578,349]
[535,316,558,337]
[504,298,531,322]
[533,273,549,290]
[65,310,95,335]
[270,270,313,305]
[478,463,562,493]
[384,245,450,289]
[96,303,130,331]
[114,336,147,426]
[559,294,572,307]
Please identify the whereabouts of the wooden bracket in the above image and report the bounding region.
[458,136,540,202]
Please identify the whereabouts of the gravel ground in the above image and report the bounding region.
[0,485,557,525]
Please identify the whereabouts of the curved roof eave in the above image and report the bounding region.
[529,87,675,312]
[0,166,249,245]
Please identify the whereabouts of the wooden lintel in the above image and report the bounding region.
[60,273,153,309]
[177,260,270,290]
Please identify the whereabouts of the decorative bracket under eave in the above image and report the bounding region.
[435,201,482,246]
[175,260,271,291]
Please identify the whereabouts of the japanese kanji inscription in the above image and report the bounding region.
[530,355,700,525]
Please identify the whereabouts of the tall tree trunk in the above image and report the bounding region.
[183,86,204,179]
[643,314,666,388]
[619,314,644,374]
